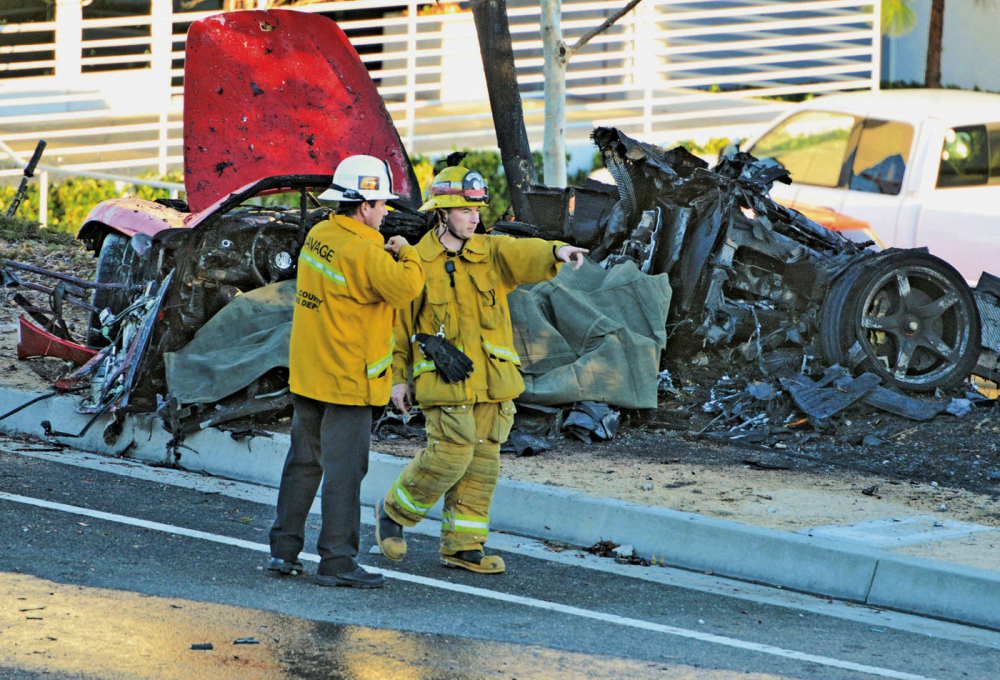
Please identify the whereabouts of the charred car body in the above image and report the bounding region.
[4,9,996,443]
[505,128,986,394]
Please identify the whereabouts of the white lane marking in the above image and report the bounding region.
[1,490,935,680]
[7,444,1000,651]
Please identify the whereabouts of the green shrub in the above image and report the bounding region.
[49,177,122,232]
[672,137,733,157]
[0,184,40,222]
[131,170,184,203]
[0,172,186,235]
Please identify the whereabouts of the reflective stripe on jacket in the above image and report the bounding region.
[289,214,424,405]
[392,230,565,406]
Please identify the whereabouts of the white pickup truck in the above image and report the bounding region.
[743,89,1000,286]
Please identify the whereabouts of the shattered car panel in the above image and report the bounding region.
[183,10,421,212]
[79,198,192,241]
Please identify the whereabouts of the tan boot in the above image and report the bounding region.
[375,499,406,562]
[440,549,505,574]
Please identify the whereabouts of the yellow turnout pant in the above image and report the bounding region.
[383,400,515,553]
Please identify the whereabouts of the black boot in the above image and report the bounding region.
[316,566,385,588]
[375,498,406,562]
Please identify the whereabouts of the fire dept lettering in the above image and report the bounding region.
[304,236,335,262]
[296,289,325,310]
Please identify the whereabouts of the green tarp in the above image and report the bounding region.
[163,280,296,404]
[163,260,671,409]
[510,260,671,409]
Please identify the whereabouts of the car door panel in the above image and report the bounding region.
[833,117,917,248]
[916,186,1000,285]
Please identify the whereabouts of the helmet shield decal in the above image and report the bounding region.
[358,176,380,191]
[461,171,489,201]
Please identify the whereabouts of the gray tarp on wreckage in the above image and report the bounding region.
[510,260,671,409]
[163,280,296,404]
[162,260,671,408]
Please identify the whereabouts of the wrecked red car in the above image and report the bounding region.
[5,10,429,438]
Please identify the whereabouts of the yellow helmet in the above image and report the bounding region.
[419,166,490,211]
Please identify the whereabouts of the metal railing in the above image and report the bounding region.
[0,139,183,227]
[0,0,880,184]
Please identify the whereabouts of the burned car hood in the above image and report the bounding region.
[183,9,421,213]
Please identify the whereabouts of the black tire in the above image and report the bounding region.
[87,232,135,347]
[821,251,980,392]
[817,259,870,368]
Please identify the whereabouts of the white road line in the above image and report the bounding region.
[1,490,935,680]
[7,444,1000,651]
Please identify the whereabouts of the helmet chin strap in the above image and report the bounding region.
[436,210,468,247]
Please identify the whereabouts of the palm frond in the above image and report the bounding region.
[881,0,918,37]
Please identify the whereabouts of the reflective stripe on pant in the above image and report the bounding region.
[384,400,515,553]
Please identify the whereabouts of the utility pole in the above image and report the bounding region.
[469,0,536,222]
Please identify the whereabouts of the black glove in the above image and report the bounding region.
[413,333,473,384]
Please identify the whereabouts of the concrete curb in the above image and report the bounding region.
[1,385,997,631]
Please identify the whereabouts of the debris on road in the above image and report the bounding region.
[500,432,550,457]
[564,402,620,443]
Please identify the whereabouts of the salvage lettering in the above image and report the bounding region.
[295,289,325,310]
[304,236,336,262]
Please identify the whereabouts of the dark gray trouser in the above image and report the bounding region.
[269,395,372,575]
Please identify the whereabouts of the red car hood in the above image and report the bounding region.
[183,10,420,213]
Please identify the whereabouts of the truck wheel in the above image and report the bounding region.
[822,251,980,392]
[87,232,135,347]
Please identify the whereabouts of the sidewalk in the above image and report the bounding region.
[0,384,998,631]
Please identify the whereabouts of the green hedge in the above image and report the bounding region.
[0,170,183,234]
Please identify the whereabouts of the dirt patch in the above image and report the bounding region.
[0,236,95,393]
[375,429,1000,571]
[375,429,1000,530]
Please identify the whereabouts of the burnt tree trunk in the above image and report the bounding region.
[925,0,945,88]
[469,0,536,222]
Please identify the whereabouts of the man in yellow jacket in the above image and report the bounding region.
[269,155,424,588]
[375,164,588,573]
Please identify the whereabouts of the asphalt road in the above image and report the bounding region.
[2,441,999,680]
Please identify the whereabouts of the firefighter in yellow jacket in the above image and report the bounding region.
[375,165,588,573]
[269,155,424,589]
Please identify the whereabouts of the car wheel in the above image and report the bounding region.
[87,232,136,347]
[822,251,980,392]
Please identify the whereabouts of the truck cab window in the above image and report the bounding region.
[848,119,913,196]
[988,126,1000,184]
[937,125,988,188]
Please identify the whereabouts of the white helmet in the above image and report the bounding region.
[318,154,398,202]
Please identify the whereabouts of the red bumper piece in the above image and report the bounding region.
[17,316,98,365]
